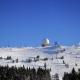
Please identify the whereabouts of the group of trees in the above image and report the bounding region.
[63,68,80,80]
[0,65,51,80]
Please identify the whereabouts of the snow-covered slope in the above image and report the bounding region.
[0,45,80,80]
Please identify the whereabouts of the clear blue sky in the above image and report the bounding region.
[0,0,80,47]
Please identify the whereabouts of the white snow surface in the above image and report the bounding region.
[0,45,80,80]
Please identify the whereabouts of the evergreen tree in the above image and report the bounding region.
[0,65,51,80]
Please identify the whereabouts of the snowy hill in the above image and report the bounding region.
[0,45,80,80]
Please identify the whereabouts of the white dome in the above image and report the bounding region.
[42,38,50,46]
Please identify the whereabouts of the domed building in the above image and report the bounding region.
[41,38,50,47]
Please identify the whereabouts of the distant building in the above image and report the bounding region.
[41,38,50,47]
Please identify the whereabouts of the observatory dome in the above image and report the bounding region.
[41,38,50,47]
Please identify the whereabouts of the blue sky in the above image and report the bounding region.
[0,0,80,47]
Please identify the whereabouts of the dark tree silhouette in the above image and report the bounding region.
[0,65,51,80]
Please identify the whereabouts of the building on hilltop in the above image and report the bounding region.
[41,38,50,47]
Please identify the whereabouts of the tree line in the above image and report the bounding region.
[0,65,51,80]
[63,68,80,80]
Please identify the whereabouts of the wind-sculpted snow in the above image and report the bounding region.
[38,46,64,54]
[0,45,80,80]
